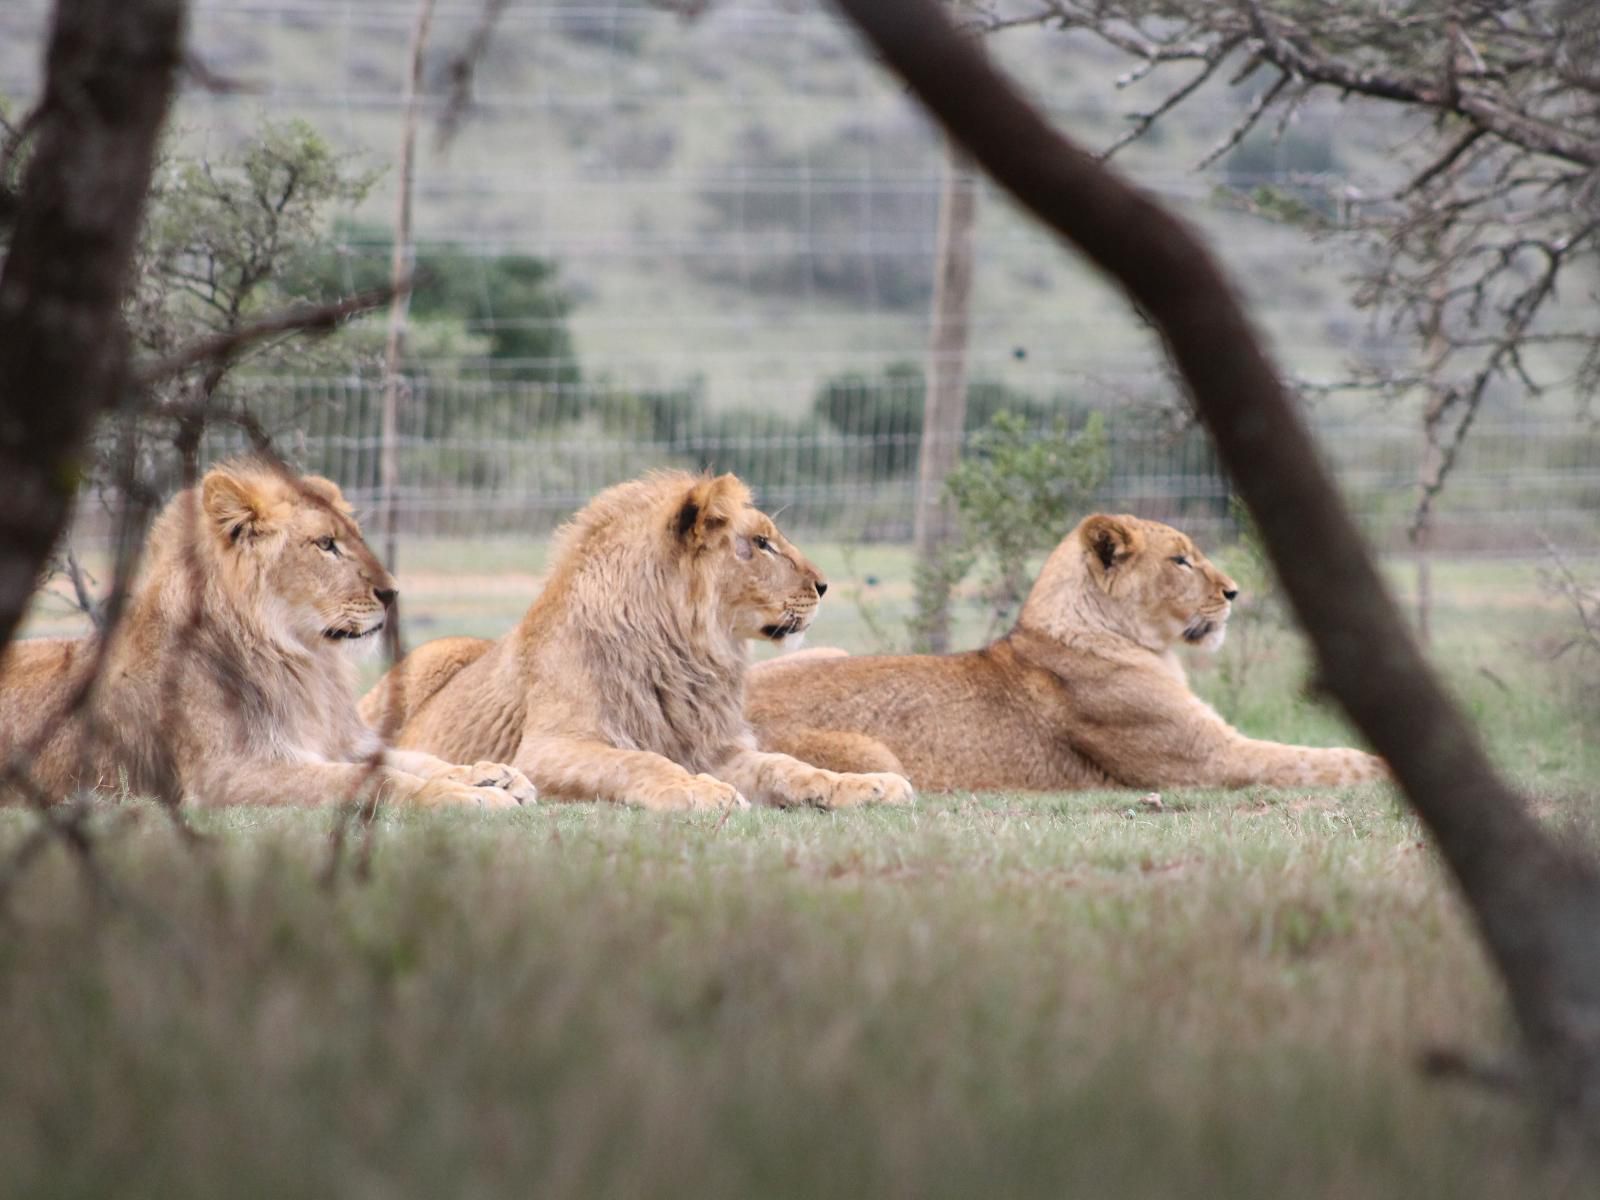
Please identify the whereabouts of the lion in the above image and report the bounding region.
[360,471,914,810]
[745,513,1388,792]
[0,459,536,810]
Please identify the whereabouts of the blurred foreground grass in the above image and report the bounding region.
[3,790,1597,1198]
[4,541,1597,1197]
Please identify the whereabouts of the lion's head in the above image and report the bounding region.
[670,474,827,644]
[1022,512,1238,652]
[196,460,398,649]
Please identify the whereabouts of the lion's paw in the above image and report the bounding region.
[466,761,538,805]
[866,771,916,806]
[428,761,537,805]
[414,777,522,811]
[638,774,749,812]
[774,765,836,809]
[821,771,916,809]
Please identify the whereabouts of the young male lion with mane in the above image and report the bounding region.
[745,513,1388,792]
[361,471,914,810]
[0,459,535,810]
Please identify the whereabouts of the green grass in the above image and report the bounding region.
[3,545,1597,1197]
[2,791,1594,1199]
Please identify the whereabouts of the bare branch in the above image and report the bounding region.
[1101,37,1241,160]
[1399,126,1487,198]
[180,51,263,95]
[131,286,398,389]
[438,0,511,148]
[1242,0,1600,168]
[1196,70,1290,170]
[61,547,104,631]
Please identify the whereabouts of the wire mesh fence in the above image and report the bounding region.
[101,373,1589,551]
[4,0,1597,554]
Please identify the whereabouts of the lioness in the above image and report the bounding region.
[361,471,914,810]
[746,513,1387,791]
[0,460,535,809]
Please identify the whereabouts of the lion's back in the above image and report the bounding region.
[746,646,1093,790]
[361,635,496,733]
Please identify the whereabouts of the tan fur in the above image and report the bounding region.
[363,471,914,810]
[746,513,1388,792]
[0,460,535,810]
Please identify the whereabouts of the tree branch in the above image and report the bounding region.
[131,286,397,388]
[1242,0,1600,168]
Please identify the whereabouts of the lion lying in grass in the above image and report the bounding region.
[0,459,534,810]
[361,471,914,810]
[746,513,1388,792]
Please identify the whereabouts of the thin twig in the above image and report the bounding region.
[132,287,397,388]
[438,0,511,148]
[1196,70,1290,170]
[62,547,104,631]
[1101,37,1241,160]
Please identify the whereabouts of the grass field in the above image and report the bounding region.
[4,542,1598,1198]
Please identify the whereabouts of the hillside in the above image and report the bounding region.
[0,0,1416,411]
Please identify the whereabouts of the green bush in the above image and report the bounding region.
[290,220,581,390]
[813,362,1067,477]
[910,409,1110,647]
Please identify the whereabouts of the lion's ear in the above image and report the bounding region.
[202,469,276,544]
[674,473,750,544]
[1079,514,1140,573]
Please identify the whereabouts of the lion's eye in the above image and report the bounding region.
[753,535,773,553]
[315,535,339,554]
[1171,555,1190,567]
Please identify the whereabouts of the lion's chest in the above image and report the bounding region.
[238,655,364,764]
[602,673,745,772]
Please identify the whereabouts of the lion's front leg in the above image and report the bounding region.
[714,747,915,809]
[1222,739,1389,789]
[755,726,909,778]
[387,749,538,805]
[515,735,747,811]
[189,761,521,810]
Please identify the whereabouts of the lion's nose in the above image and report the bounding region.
[374,586,398,608]
[814,579,828,598]
[1223,588,1238,601]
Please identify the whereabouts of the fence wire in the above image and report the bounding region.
[89,374,1583,551]
[2,0,1595,552]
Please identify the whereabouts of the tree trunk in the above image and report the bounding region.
[833,0,1600,1117]
[379,0,437,661]
[911,143,977,652]
[0,0,186,654]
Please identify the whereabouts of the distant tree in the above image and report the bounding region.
[134,120,376,402]
[814,361,1058,475]
[297,222,581,388]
